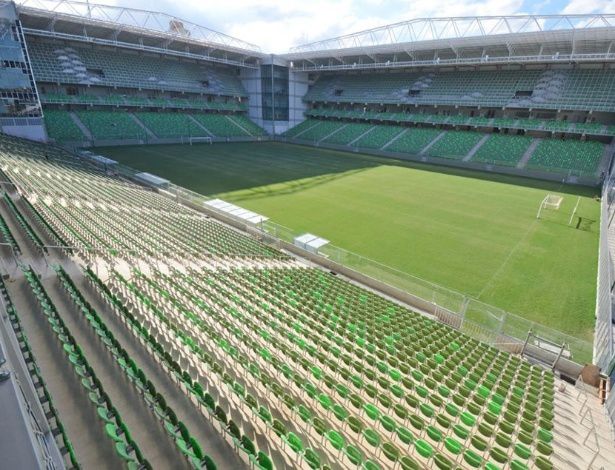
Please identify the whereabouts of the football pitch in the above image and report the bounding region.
[98,141,600,342]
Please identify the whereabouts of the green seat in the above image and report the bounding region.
[382,442,400,463]
[363,403,380,421]
[105,423,124,442]
[490,447,508,464]
[303,449,321,470]
[284,432,304,454]
[444,437,462,455]
[363,428,381,448]
[514,443,531,460]
[348,416,364,435]
[434,453,454,470]
[397,426,413,445]
[252,451,273,470]
[326,430,345,451]
[115,442,136,462]
[362,460,381,470]
[333,404,350,422]
[415,439,433,459]
[426,426,442,443]
[400,455,420,470]
[463,450,482,468]
[345,444,363,466]
[510,460,530,470]
[535,456,553,470]
[380,415,396,433]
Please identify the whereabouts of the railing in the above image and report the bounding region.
[107,164,598,364]
[576,375,602,468]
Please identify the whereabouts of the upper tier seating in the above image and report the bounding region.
[304,69,615,111]
[39,92,247,112]
[28,41,246,96]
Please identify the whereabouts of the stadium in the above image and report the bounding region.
[0,0,615,468]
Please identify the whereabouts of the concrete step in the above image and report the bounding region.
[68,112,92,140]
[129,113,156,138]
[419,130,447,155]
[463,134,490,162]
[187,115,214,137]
[381,128,409,150]
[517,138,541,169]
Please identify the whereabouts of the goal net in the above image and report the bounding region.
[188,136,212,145]
[536,194,563,219]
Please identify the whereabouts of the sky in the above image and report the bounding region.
[96,0,614,52]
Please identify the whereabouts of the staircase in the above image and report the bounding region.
[292,120,323,139]
[318,124,348,143]
[463,134,490,162]
[68,112,92,140]
[224,115,252,137]
[419,131,447,155]
[517,138,541,169]
[551,377,615,469]
[348,126,376,147]
[187,115,214,137]
[381,128,409,150]
[129,114,156,138]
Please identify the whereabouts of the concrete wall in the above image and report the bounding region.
[288,70,309,131]
[239,67,263,128]
[1,121,47,142]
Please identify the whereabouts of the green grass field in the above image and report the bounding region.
[99,142,600,342]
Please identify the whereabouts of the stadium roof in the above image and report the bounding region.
[15,0,265,67]
[12,2,615,71]
[283,15,615,71]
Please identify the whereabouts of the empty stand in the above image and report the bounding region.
[0,131,572,469]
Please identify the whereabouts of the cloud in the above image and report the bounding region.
[562,0,615,14]
[52,0,598,52]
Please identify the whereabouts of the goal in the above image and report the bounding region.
[188,136,212,145]
[536,194,563,219]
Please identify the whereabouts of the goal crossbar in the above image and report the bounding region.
[188,136,212,145]
[537,194,563,219]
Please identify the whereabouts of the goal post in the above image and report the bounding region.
[568,196,581,225]
[536,194,563,219]
[188,136,212,145]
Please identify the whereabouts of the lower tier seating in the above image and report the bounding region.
[527,139,605,175]
[323,123,374,145]
[472,135,533,167]
[353,126,405,149]
[387,128,441,154]
[135,112,209,138]
[44,109,86,142]
[76,110,145,140]
[190,113,253,138]
[426,131,484,160]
